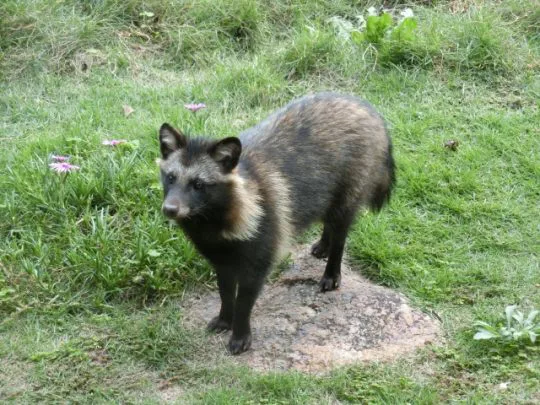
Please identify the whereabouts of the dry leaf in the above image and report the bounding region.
[498,382,509,390]
[117,31,132,39]
[122,105,134,117]
[444,140,459,151]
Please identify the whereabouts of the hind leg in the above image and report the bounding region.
[319,209,356,292]
[311,225,330,259]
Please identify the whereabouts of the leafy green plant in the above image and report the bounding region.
[349,9,427,67]
[351,11,417,47]
[390,15,417,42]
[351,12,393,45]
[474,305,540,344]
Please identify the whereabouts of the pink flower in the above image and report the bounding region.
[102,139,127,146]
[51,154,70,162]
[49,162,80,173]
[184,103,206,113]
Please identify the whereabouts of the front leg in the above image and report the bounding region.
[207,269,236,333]
[228,279,264,355]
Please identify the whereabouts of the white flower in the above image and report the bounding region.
[367,6,378,16]
[401,8,414,19]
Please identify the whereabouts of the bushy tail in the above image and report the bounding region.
[370,140,395,212]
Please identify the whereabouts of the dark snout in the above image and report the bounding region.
[162,199,190,219]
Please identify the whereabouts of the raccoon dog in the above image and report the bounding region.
[158,92,395,354]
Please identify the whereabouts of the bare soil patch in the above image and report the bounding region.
[185,243,440,373]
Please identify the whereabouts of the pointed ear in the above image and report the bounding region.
[208,137,242,172]
[159,123,186,159]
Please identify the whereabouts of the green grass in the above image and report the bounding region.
[1,0,539,402]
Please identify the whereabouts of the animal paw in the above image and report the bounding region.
[207,316,232,333]
[311,239,329,259]
[319,273,341,292]
[228,333,252,355]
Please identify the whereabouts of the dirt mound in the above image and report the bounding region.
[185,244,440,373]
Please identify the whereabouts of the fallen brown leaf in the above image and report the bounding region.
[444,140,459,151]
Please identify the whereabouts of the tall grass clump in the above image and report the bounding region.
[0,0,119,75]
[278,26,353,79]
[0,134,211,314]
[497,0,540,41]
[262,0,362,31]
[210,59,288,109]
[435,7,529,76]
[347,5,530,77]
[163,0,265,67]
[0,0,266,75]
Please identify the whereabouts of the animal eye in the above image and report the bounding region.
[166,174,176,184]
[192,179,204,191]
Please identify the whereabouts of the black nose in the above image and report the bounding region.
[162,203,178,218]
